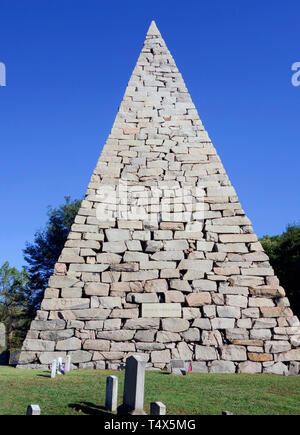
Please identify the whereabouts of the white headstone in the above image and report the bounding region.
[105,375,118,411]
[65,355,71,372]
[51,360,56,378]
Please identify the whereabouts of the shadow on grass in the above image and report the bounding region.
[68,402,112,415]
[36,370,52,378]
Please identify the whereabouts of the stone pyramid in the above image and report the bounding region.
[18,21,300,375]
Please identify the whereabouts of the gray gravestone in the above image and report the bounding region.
[26,405,41,415]
[289,361,300,376]
[9,351,21,366]
[150,402,166,415]
[0,323,8,365]
[0,350,9,365]
[0,323,5,348]
[170,359,185,375]
[118,355,146,415]
[105,375,118,412]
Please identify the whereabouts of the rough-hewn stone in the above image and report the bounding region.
[41,298,90,311]
[56,337,81,351]
[209,360,235,373]
[186,293,211,307]
[141,303,181,318]
[238,361,261,374]
[124,318,160,330]
[85,283,109,296]
[195,345,218,361]
[151,349,171,363]
[83,340,110,351]
[221,345,247,361]
[161,318,190,333]
[248,353,273,362]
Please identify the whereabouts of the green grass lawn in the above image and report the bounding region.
[0,366,299,415]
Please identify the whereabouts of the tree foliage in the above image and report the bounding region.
[0,262,31,350]
[260,224,300,318]
[23,196,81,314]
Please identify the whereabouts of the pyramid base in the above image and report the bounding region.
[16,358,300,376]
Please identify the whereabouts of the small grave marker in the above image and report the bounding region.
[105,375,118,412]
[0,323,6,349]
[26,405,41,415]
[57,357,65,375]
[65,355,71,372]
[170,359,186,375]
[51,360,56,378]
[150,402,166,415]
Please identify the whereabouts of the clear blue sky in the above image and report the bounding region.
[0,0,299,270]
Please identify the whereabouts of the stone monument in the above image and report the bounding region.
[150,402,166,415]
[17,21,300,374]
[0,323,9,365]
[105,375,118,412]
[26,405,41,415]
[118,355,146,415]
[0,323,5,349]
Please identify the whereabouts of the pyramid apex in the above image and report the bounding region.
[147,20,161,36]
